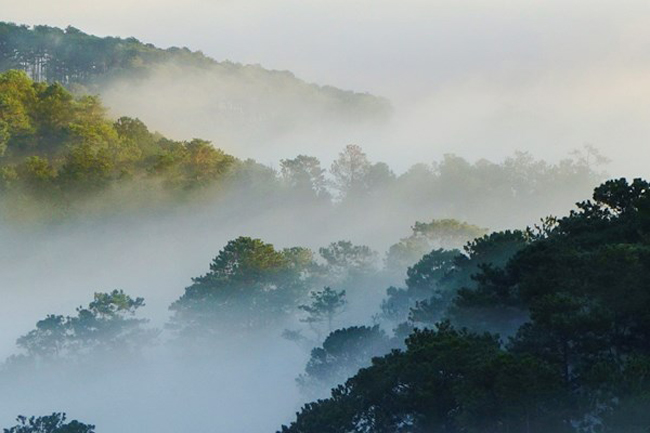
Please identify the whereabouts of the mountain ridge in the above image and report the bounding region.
[0,21,391,115]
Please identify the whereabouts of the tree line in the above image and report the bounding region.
[0,70,605,226]
[0,22,390,123]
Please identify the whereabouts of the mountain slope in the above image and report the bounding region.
[0,22,391,156]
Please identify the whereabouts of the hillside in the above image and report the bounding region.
[0,22,392,153]
[0,69,245,221]
[280,178,650,433]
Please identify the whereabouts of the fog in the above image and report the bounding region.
[97,59,650,175]
[0,210,332,432]
[0,190,411,432]
[0,161,598,432]
[1,1,650,431]
[97,61,390,164]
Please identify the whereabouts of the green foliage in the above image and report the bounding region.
[58,143,114,192]
[404,248,460,290]
[455,178,650,340]
[14,290,156,364]
[169,237,315,336]
[283,178,650,433]
[0,22,212,85]
[318,240,378,285]
[380,249,459,324]
[3,413,94,433]
[17,155,56,194]
[296,325,392,398]
[113,116,156,156]
[381,230,528,327]
[281,323,569,433]
[0,70,239,219]
[151,138,235,190]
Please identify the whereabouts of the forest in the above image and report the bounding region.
[0,69,604,232]
[0,12,648,433]
[0,68,648,432]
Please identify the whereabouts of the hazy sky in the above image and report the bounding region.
[3,0,650,175]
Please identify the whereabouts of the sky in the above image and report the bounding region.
[2,0,650,174]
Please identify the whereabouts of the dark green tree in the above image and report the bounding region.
[281,323,569,433]
[3,413,94,433]
[296,325,392,398]
[169,237,313,336]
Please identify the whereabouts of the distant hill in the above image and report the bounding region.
[0,22,392,155]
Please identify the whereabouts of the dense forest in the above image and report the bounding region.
[0,21,218,84]
[280,178,650,433]
[1,20,647,433]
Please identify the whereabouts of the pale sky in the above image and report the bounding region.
[3,0,650,175]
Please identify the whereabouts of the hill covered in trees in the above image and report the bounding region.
[0,22,391,150]
[0,69,243,220]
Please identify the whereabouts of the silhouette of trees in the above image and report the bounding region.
[3,413,94,433]
[299,287,347,337]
